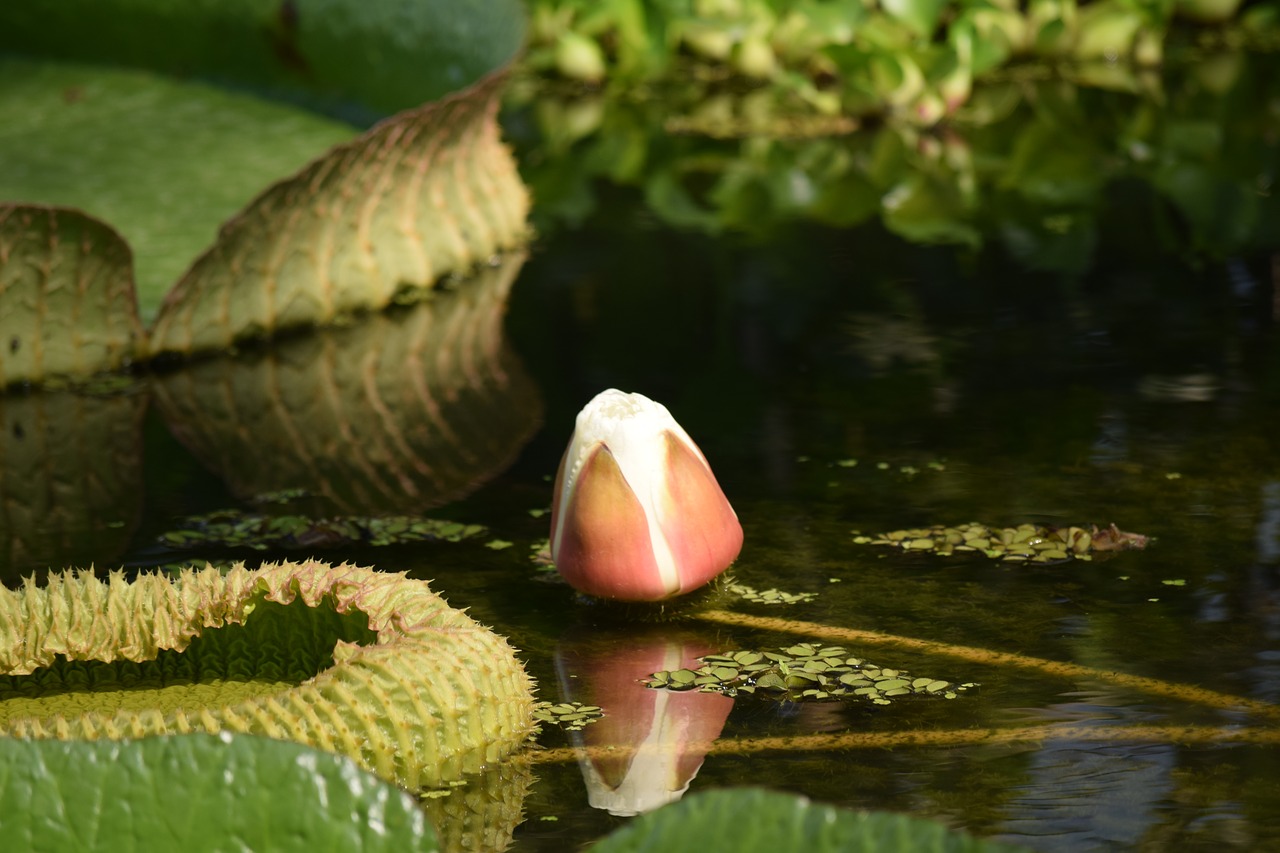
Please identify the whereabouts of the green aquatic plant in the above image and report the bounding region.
[523,0,1279,124]
[646,642,975,703]
[508,50,1280,264]
[0,560,537,790]
[853,521,1150,562]
[695,609,1280,720]
[533,699,606,731]
[726,581,818,604]
[157,510,486,552]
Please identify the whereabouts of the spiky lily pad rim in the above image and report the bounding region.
[0,560,537,790]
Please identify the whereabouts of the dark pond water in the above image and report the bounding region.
[4,55,1280,852]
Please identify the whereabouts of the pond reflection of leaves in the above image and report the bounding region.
[420,760,533,853]
[0,387,146,583]
[154,251,541,514]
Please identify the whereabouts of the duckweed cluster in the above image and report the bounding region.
[160,510,485,551]
[853,522,1148,563]
[727,582,817,606]
[533,700,604,731]
[646,643,974,704]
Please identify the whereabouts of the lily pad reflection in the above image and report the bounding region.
[154,251,542,516]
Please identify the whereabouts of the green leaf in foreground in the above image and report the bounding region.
[0,732,439,853]
[591,788,1026,853]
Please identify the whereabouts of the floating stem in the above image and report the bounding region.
[694,609,1280,720]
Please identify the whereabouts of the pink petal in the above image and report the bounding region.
[552,443,672,601]
[654,431,743,595]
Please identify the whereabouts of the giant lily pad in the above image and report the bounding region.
[0,205,145,386]
[0,560,536,790]
[1,0,529,334]
[0,0,525,119]
[148,72,530,356]
[0,59,359,315]
[0,733,440,853]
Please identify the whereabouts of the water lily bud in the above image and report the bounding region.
[550,389,743,601]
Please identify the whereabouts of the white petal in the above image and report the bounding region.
[554,389,710,597]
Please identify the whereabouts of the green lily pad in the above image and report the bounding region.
[0,0,528,326]
[0,560,536,790]
[0,205,146,385]
[147,72,531,356]
[0,732,439,853]
[0,0,524,118]
[592,787,1027,852]
[0,59,356,316]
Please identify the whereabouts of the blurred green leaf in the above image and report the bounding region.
[881,0,952,38]
[1155,163,1259,251]
[1001,122,1107,207]
[0,0,525,118]
[883,173,981,246]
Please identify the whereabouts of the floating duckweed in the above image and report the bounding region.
[729,583,818,605]
[645,643,975,705]
[251,488,313,505]
[670,669,698,685]
[159,510,487,551]
[532,700,604,732]
[852,521,1149,565]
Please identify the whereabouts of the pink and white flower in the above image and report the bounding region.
[549,389,743,601]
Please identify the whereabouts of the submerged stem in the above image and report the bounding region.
[694,609,1280,720]
[527,723,1280,764]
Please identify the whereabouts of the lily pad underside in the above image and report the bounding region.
[148,72,530,358]
[0,205,145,388]
[0,560,536,789]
